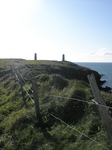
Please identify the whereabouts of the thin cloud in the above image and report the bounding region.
[79,48,112,62]
[90,52,96,55]
[104,52,112,55]
[88,48,109,56]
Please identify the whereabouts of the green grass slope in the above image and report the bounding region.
[0,59,112,150]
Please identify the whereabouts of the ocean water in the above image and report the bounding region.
[75,62,112,90]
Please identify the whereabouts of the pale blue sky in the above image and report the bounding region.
[0,0,112,62]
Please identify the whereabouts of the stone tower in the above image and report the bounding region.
[34,53,37,60]
[62,54,65,61]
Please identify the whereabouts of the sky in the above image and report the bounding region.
[0,0,112,62]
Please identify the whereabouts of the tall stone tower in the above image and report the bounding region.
[34,53,37,60]
[62,54,65,61]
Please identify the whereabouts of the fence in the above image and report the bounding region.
[9,65,112,149]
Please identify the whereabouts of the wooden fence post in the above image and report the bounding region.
[32,79,43,123]
[18,66,27,106]
[10,65,17,80]
[88,73,112,142]
[12,66,26,106]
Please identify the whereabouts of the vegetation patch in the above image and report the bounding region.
[49,74,68,90]
[0,59,111,150]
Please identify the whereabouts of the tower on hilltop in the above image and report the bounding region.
[34,53,37,60]
[62,54,65,61]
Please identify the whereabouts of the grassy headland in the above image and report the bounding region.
[0,59,112,150]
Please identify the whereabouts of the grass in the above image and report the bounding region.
[0,59,112,150]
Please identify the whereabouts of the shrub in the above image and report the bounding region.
[61,88,88,123]
[71,89,86,100]
[38,74,49,82]
[49,92,88,124]
[49,74,68,90]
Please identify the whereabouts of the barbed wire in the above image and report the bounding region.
[92,99,112,110]
[16,66,33,93]
[20,75,33,92]
[50,95,112,110]
[94,100,112,122]
[1,64,112,149]
[50,95,93,104]
[10,68,112,131]
[50,114,109,150]
[23,87,35,104]
[13,67,35,104]
[19,63,34,80]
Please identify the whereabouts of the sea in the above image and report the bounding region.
[75,62,112,90]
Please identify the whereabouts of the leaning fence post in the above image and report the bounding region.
[10,65,16,80]
[17,66,27,106]
[88,73,112,142]
[32,79,43,123]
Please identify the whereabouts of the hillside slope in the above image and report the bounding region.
[0,59,102,84]
[0,59,112,150]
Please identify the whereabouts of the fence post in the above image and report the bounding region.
[88,73,112,142]
[10,65,17,80]
[32,79,43,123]
[15,66,26,106]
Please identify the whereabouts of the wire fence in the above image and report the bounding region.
[18,71,112,149]
[50,114,109,150]
[1,64,112,149]
[15,66,112,123]
[50,95,112,110]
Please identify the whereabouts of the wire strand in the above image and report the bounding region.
[51,95,112,110]
[50,114,109,150]
[13,66,34,104]
[23,87,35,104]
[17,70,33,93]
[98,104,112,122]
[50,95,93,104]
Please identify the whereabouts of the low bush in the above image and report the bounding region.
[38,74,49,82]
[49,74,68,90]
[71,88,86,100]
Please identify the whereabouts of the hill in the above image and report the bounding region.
[0,59,112,150]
